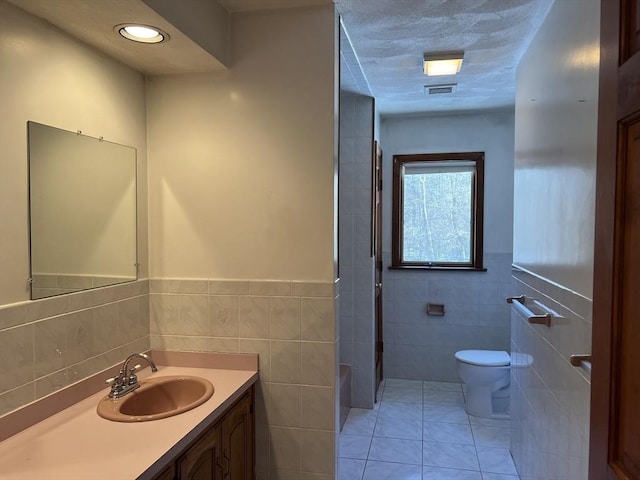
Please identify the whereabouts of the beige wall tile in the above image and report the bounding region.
[209,280,250,295]
[0,383,34,416]
[68,288,102,311]
[254,421,270,480]
[67,355,112,384]
[300,429,334,474]
[65,310,94,365]
[34,316,67,377]
[118,297,141,344]
[250,281,291,297]
[301,342,334,386]
[271,341,302,384]
[255,381,270,427]
[169,279,208,294]
[270,297,301,340]
[299,473,333,480]
[178,295,209,335]
[0,324,34,392]
[239,296,270,338]
[180,335,214,352]
[301,297,335,342]
[27,296,70,321]
[270,426,301,471]
[150,294,180,334]
[209,295,239,337]
[150,334,167,351]
[269,383,301,427]
[35,369,68,398]
[0,304,26,329]
[238,339,270,382]
[208,337,240,353]
[291,281,335,298]
[93,303,120,354]
[301,386,335,430]
[149,279,171,293]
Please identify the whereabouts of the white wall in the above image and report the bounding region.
[512,3,599,298]
[380,111,515,381]
[146,6,339,480]
[511,0,598,477]
[0,0,148,306]
[0,1,149,415]
[146,7,337,283]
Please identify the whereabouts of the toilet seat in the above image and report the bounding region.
[455,350,510,367]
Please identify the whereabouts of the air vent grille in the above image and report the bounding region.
[425,83,457,95]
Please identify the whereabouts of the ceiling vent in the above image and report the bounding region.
[425,83,457,95]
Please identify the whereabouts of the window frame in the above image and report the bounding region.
[391,151,485,271]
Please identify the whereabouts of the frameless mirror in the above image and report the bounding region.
[28,121,137,300]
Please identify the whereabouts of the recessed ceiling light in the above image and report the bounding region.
[423,52,464,76]
[115,24,169,44]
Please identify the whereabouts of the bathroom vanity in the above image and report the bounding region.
[151,388,253,480]
[0,351,258,480]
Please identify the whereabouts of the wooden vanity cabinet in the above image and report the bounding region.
[220,391,253,480]
[150,387,254,480]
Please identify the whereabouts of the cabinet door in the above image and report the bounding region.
[151,464,175,480]
[177,423,223,480]
[221,392,254,480]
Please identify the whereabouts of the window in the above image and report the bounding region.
[391,152,484,270]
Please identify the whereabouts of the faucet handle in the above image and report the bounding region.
[126,364,142,385]
[130,364,142,374]
[105,376,122,395]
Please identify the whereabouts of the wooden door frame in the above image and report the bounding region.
[590,0,618,476]
[373,139,384,398]
[591,0,640,477]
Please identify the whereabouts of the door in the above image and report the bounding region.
[591,1,640,478]
[373,141,384,399]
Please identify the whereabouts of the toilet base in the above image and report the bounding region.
[464,384,510,419]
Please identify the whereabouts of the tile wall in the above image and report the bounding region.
[382,252,513,382]
[149,278,338,480]
[31,274,135,298]
[339,90,376,408]
[510,268,591,479]
[0,280,149,416]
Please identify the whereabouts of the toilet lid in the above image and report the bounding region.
[455,350,510,366]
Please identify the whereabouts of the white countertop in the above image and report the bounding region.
[0,365,258,480]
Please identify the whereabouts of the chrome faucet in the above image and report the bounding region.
[106,352,158,399]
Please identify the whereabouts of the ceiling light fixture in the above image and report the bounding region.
[116,24,169,44]
[423,52,464,76]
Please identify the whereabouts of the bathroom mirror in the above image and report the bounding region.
[28,121,137,300]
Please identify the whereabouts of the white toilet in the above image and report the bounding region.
[455,349,511,418]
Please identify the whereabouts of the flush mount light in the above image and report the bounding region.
[116,24,169,44]
[423,52,464,76]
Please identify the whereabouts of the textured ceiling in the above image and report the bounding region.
[218,0,330,12]
[335,0,556,115]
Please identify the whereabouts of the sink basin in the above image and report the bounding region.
[97,375,214,422]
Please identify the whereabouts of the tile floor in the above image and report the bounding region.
[339,378,520,480]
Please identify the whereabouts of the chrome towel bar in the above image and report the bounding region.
[506,295,553,327]
[570,354,592,375]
